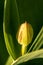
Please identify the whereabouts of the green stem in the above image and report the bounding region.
[22,45,27,55]
[32,33,43,51]
[28,26,43,52]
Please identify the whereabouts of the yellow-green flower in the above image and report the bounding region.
[16,21,33,55]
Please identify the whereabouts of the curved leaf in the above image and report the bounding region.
[3,0,21,60]
[12,49,43,65]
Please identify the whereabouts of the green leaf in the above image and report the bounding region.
[12,49,43,65]
[28,26,43,52]
[5,56,14,65]
[3,0,21,60]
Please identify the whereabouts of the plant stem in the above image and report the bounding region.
[28,26,43,52]
[32,33,43,51]
[22,45,27,55]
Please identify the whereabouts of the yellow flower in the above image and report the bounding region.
[16,21,33,55]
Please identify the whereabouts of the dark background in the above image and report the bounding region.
[0,0,9,65]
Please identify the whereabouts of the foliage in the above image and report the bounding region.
[0,0,43,65]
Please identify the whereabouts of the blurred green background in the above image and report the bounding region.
[0,0,9,65]
[0,0,43,65]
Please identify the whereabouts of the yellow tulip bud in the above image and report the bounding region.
[16,21,33,55]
